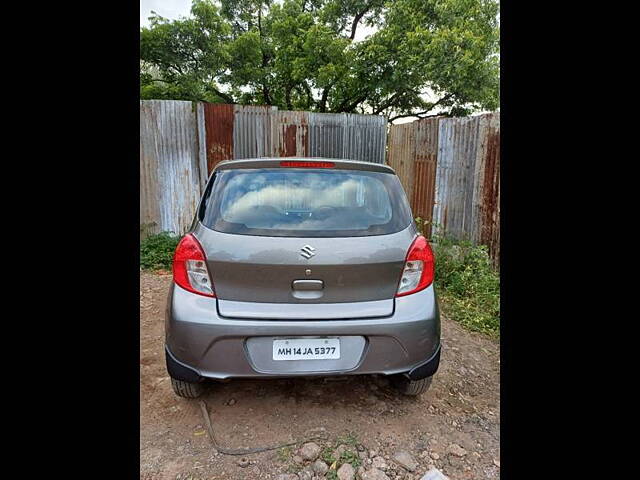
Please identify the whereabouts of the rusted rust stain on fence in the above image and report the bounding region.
[203,103,234,173]
[388,113,499,263]
[412,118,440,237]
[388,117,440,237]
[478,114,500,265]
[387,123,416,203]
[276,110,308,157]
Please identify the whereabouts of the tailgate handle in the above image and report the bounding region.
[292,280,324,291]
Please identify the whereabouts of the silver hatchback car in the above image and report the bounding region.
[165,158,440,398]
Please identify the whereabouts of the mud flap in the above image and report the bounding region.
[165,346,203,383]
[407,344,441,380]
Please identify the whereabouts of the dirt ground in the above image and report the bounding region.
[140,271,500,480]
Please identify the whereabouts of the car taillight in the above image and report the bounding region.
[396,235,434,297]
[172,234,215,297]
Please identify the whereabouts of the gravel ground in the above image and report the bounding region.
[140,271,500,480]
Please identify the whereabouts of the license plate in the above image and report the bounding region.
[272,338,340,361]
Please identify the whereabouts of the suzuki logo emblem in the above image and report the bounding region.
[300,245,316,259]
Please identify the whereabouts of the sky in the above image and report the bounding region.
[140,0,191,27]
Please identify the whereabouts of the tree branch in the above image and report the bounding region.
[373,92,402,115]
[317,82,335,112]
[387,94,455,122]
[258,7,272,105]
[334,91,369,112]
[207,84,235,104]
[388,111,445,123]
[350,9,368,40]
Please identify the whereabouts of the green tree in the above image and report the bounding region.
[140,0,499,120]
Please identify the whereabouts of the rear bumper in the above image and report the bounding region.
[165,283,441,380]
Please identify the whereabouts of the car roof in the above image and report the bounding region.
[214,157,396,174]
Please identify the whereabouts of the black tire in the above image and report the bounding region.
[390,375,433,396]
[171,378,205,398]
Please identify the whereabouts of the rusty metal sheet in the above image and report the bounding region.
[387,122,416,211]
[233,105,278,159]
[387,117,440,237]
[473,113,500,265]
[139,100,205,237]
[411,117,440,237]
[275,110,309,157]
[203,103,234,173]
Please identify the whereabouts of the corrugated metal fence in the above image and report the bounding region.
[388,113,500,263]
[140,100,207,237]
[140,100,499,263]
[141,100,387,237]
[204,105,387,169]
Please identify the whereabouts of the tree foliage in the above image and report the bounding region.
[140,0,499,121]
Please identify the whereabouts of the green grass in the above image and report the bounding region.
[277,446,292,463]
[321,432,362,475]
[430,234,500,337]
[140,232,180,270]
[415,217,500,336]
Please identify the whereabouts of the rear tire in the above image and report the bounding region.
[390,375,433,396]
[171,378,205,398]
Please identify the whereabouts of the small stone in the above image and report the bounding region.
[446,443,467,457]
[357,466,366,479]
[299,470,314,480]
[311,460,329,475]
[392,451,418,472]
[334,444,348,459]
[369,450,377,458]
[430,452,440,460]
[493,459,500,468]
[372,456,387,470]
[359,451,368,461]
[293,455,304,464]
[227,398,236,406]
[357,444,365,452]
[276,475,299,480]
[300,442,322,461]
[419,468,449,480]
[337,463,356,480]
[237,457,250,468]
[361,468,391,480]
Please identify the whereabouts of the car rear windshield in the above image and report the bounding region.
[200,168,412,237]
